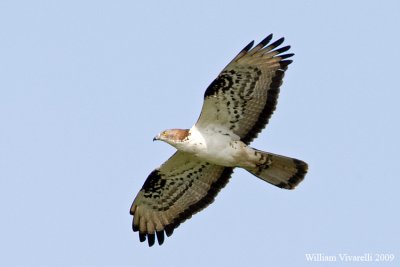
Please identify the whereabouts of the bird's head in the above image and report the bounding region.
[153,129,190,146]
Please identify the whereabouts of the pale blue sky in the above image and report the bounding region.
[1,1,399,266]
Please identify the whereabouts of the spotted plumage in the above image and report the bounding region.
[130,34,308,246]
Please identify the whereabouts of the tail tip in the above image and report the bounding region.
[279,159,308,189]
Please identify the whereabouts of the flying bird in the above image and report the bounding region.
[130,34,308,246]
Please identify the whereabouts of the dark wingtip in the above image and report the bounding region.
[280,53,294,60]
[270,37,285,49]
[258,34,273,47]
[164,225,174,237]
[242,40,255,52]
[138,231,165,246]
[275,45,291,54]
[139,233,146,243]
[261,37,285,53]
[280,60,293,68]
[156,231,165,245]
[147,233,155,247]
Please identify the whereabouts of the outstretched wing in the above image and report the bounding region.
[130,152,233,246]
[196,34,293,144]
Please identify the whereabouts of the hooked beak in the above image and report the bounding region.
[153,134,160,142]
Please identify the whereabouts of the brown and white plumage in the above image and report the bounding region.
[130,34,308,246]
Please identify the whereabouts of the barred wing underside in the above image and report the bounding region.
[196,34,293,144]
[130,152,233,246]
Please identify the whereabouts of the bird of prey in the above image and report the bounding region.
[130,34,308,246]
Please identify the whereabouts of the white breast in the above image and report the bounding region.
[177,125,244,167]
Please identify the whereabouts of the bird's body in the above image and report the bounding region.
[159,126,265,169]
[130,34,308,246]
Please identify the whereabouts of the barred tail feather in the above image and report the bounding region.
[245,151,308,189]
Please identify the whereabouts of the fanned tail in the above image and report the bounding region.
[245,150,308,189]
